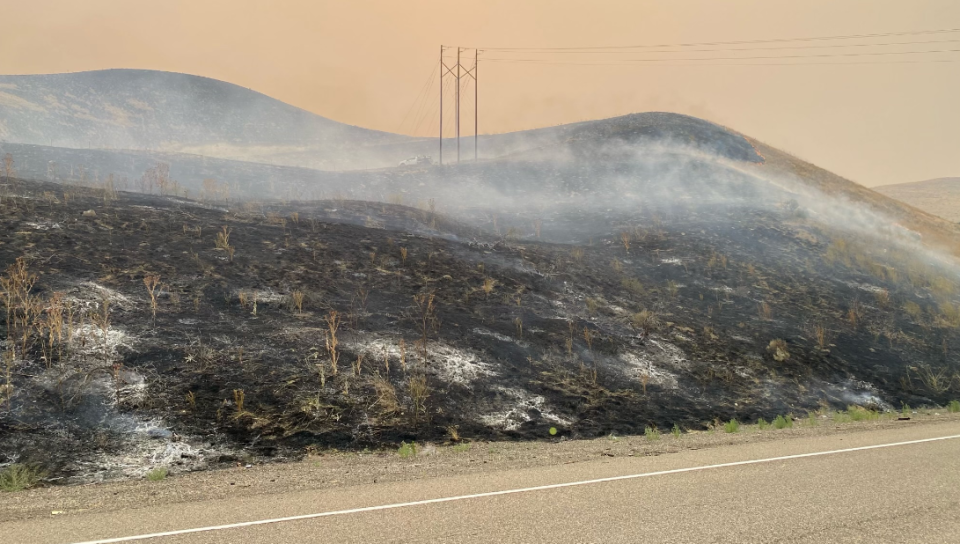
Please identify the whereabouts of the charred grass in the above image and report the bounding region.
[1,178,959,482]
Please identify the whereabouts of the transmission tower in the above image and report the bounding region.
[439,46,479,165]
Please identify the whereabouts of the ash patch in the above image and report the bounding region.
[616,351,680,390]
[75,282,137,309]
[478,387,573,431]
[69,324,134,360]
[818,379,891,410]
[346,336,494,385]
[643,338,689,369]
[425,342,495,385]
[0,417,235,485]
[472,327,530,348]
[24,221,61,231]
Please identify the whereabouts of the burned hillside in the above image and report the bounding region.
[1,170,959,483]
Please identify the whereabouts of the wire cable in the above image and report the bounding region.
[398,63,437,135]
[478,27,960,52]
[480,57,960,68]
[412,75,442,137]
[477,38,960,56]
[481,47,960,64]
[407,65,439,135]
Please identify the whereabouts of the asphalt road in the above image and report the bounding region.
[5,421,960,544]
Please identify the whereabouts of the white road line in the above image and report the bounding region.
[69,433,960,544]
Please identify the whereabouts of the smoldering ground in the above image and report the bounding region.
[1,113,958,485]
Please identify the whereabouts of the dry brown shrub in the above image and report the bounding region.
[570,247,584,263]
[371,375,400,416]
[291,290,305,314]
[631,309,661,332]
[408,374,429,423]
[758,301,773,321]
[768,339,790,362]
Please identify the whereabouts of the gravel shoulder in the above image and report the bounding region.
[2,410,957,524]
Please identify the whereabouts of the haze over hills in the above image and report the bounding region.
[3,109,957,259]
[1,68,960,484]
[0,69,944,232]
[0,69,421,170]
[874,178,960,223]
[0,70,770,171]
[1,69,958,263]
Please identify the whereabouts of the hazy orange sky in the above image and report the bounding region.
[2,0,959,187]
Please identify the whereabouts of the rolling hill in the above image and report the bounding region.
[1,70,959,485]
[0,70,764,171]
[0,69,420,170]
[874,178,960,223]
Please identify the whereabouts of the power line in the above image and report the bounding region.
[481,58,960,68]
[415,56,479,140]
[412,79,442,136]
[479,38,960,55]
[458,69,474,139]
[414,63,446,136]
[427,29,959,158]
[408,66,439,135]
[398,63,437,134]
[482,47,960,64]
[438,47,478,163]
[477,27,960,52]
[440,73,458,144]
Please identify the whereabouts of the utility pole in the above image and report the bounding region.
[439,46,478,165]
[457,47,461,163]
[475,48,479,162]
[439,45,444,166]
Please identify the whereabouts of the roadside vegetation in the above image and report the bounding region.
[0,464,46,492]
[145,468,169,482]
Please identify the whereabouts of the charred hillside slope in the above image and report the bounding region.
[1,160,959,482]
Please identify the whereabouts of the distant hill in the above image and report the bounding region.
[0,70,761,170]
[0,69,957,256]
[0,69,419,170]
[0,141,344,200]
[3,116,959,260]
[874,178,960,223]
[743,143,960,254]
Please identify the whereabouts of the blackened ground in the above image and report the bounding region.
[0,177,958,483]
